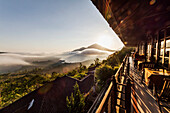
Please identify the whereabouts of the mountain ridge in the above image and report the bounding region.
[73,43,115,52]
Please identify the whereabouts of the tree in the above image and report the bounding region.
[78,63,83,73]
[67,69,77,76]
[73,72,87,80]
[66,82,85,113]
[95,64,114,84]
[106,47,133,67]
[89,63,95,69]
[94,58,99,66]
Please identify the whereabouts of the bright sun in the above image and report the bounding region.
[96,34,114,49]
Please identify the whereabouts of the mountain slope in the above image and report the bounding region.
[72,47,87,52]
[73,43,114,52]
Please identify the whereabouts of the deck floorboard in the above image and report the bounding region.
[129,57,168,113]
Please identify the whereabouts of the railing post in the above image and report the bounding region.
[141,68,145,83]
[124,55,127,70]
[125,78,131,113]
[117,69,121,83]
[111,76,117,113]
[122,61,125,73]
[125,56,127,63]
[127,57,130,77]
[108,95,111,113]
[127,58,129,76]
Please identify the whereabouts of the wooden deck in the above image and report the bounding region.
[129,57,169,113]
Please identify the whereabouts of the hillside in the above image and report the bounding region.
[73,43,115,52]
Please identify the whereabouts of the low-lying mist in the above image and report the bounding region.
[0,49,113,74]
[63,48,112,63]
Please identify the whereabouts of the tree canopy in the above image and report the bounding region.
[66,82,85,113]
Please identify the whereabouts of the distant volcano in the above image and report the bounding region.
[62,43,115,62]
[72,43,115,52]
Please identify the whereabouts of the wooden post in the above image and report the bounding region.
[127,57,130,77]
[111,76,117,113]
[125,79,131,113]
[169,51,170,70]
[137,44,139,53]
[151,36,154,62]
[118,70,121,83]
[156,32,160,63]
[153,83,156,96]
[125,56,127,64]
[141,68,145,83]
[139,43,142,55]
[162,30,166,65]
[122,61,125,74]
[144,42,147,62]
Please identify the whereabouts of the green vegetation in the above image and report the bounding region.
[72,72,87,80]
[0,47,133,109]
[66,82,85,113]
[0,69,64,108]
[95,64,114,84]
[94,47,133,88]
[67,63,88,80]
[66,47,133,111]
[0,63,88,108]
[106,47,133,67]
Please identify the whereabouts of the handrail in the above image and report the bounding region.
[94,55,128,113]
[115,55,127,78]
[115,63,123,77]
[87,84,109,113]
[95,82,113,113]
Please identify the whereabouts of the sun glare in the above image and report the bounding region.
[96,34,114,49]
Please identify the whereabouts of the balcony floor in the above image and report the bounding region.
[129,57,169,113]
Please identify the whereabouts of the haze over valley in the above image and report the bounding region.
[0,44,115,74]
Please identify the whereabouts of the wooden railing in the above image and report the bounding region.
[88,55,132,113]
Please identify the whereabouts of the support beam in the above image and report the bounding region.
[169,51,170,70]
[156,32,160,63]
[162,30,166,65]
[144,42,147,62]
[151,37,154,62]
[137,44,139,53]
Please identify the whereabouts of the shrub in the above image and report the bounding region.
[73,73,87,80]
[106,47,133,67]
[66,82,85,113]
[95,64,114,84]
[67,69,77,76]
[89,63,95,69]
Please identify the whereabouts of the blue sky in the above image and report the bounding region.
[0,0,124,53]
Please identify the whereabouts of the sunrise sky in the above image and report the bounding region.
[0,0,124,53]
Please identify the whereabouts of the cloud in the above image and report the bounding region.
[0,56,30,66]
[0,52,60,73]
[0,49,113,73]
[0,55,31,73]
[64,49,113,62]
[0,52,60,65]
[80,48,112,55]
